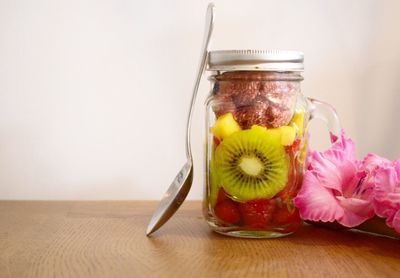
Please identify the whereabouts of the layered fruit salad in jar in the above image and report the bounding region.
[204,71,308,238]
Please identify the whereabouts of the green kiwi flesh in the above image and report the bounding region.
[214,126,289,201]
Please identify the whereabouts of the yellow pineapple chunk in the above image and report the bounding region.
[211,113,241,140]
[251,124,296,146]
[278,126,296,146]
[290,109,305,137]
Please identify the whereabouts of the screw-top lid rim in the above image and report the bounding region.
[207,49,304,71]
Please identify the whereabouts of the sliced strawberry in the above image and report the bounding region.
[213,136,221,147]
[272,204,302,234]
[214,199,241,224]
[216,188,229,204]
[273,207,301,226]
[285,138,301,153]
[239,199,276,229]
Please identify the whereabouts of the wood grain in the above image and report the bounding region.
[0,201,399,278]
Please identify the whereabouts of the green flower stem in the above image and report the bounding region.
[354,217,399,239]
[307,217,399,239]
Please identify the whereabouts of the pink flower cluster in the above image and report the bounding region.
[294,130,400,233]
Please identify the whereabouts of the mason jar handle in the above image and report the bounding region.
[307,98,341,139]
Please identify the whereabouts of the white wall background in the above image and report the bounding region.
[0,0,399,200]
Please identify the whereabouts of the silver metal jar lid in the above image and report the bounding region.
[207,50,304,71]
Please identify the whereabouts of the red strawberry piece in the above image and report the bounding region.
[272,204,302,234]
[214,199,241,225]
[213,136,221,147]
[273,207,301,226]
[285,138,301,154]
[279,216,303,234]
[239,199,276,229]
[281,221,302,234]
[216,188,229,204]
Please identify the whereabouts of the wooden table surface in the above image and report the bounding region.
[0,201,399,278]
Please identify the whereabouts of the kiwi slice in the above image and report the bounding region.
[214,126,289,201]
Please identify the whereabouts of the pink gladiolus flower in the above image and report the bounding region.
[362,153,392,173]
[360,153,393,197]
[294,130,375,227]
[373,160,400,233]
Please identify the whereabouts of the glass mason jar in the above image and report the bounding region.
[203,50,340,238]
